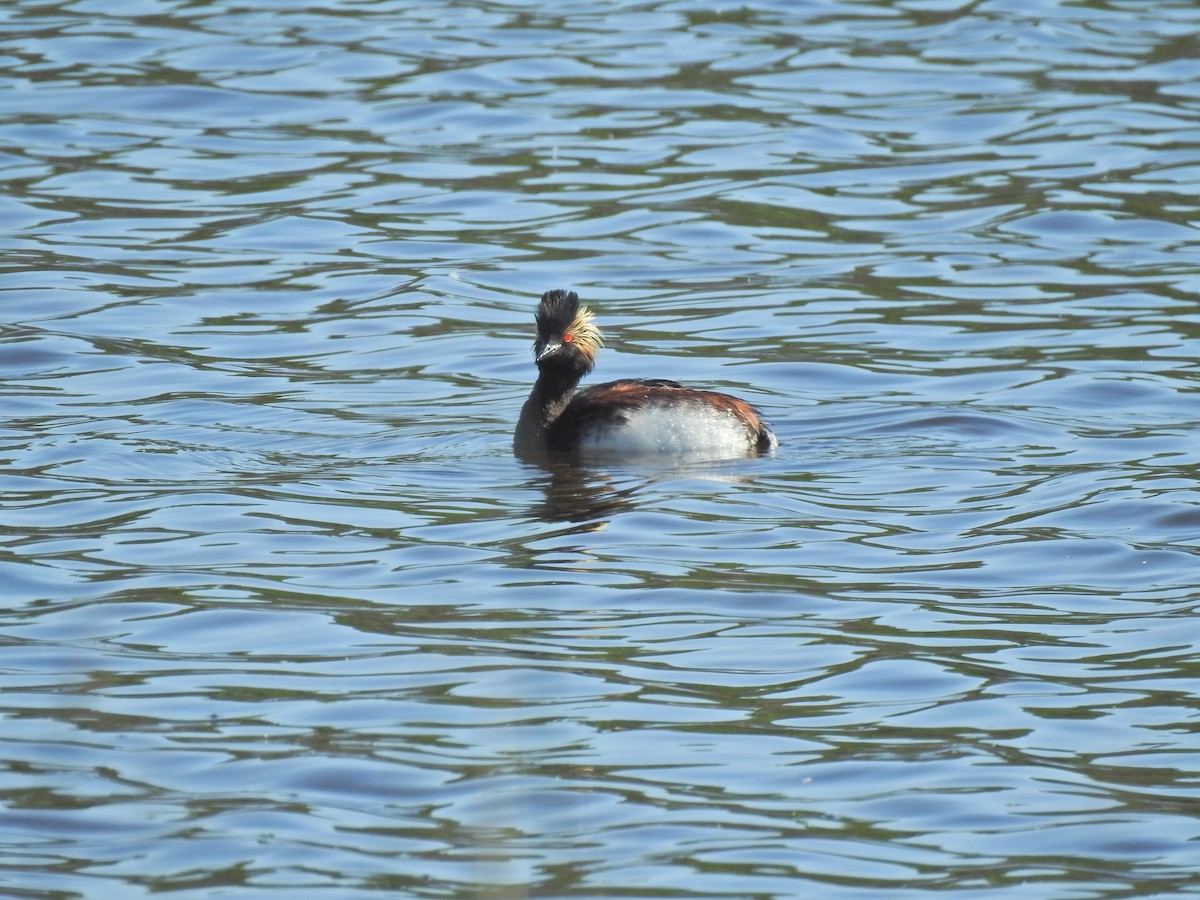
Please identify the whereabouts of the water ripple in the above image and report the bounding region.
[2,0,1199,896]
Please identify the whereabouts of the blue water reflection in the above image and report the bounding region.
[2,0,1199,896]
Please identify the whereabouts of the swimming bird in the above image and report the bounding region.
[514,289,777,458]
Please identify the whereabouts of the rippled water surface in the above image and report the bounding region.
[3,0,1200,896]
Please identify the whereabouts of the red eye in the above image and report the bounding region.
[563,332,573,343]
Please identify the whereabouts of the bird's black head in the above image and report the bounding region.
[532,289,602,372]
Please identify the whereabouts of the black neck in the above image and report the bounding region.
[514,363,584,455]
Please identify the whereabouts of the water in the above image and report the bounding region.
[3,0,1199,896]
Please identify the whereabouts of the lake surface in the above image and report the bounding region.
[2,0,1199,897]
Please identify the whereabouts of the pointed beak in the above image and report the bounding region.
[535,340,562,363]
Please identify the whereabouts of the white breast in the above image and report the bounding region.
[578,403,760,458]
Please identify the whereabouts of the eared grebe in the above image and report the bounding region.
[514,289,777,458]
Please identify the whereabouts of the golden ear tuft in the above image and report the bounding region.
[570,306,603,355]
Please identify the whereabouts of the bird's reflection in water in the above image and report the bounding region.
[521,457,636,526]
[519,449,767,527]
